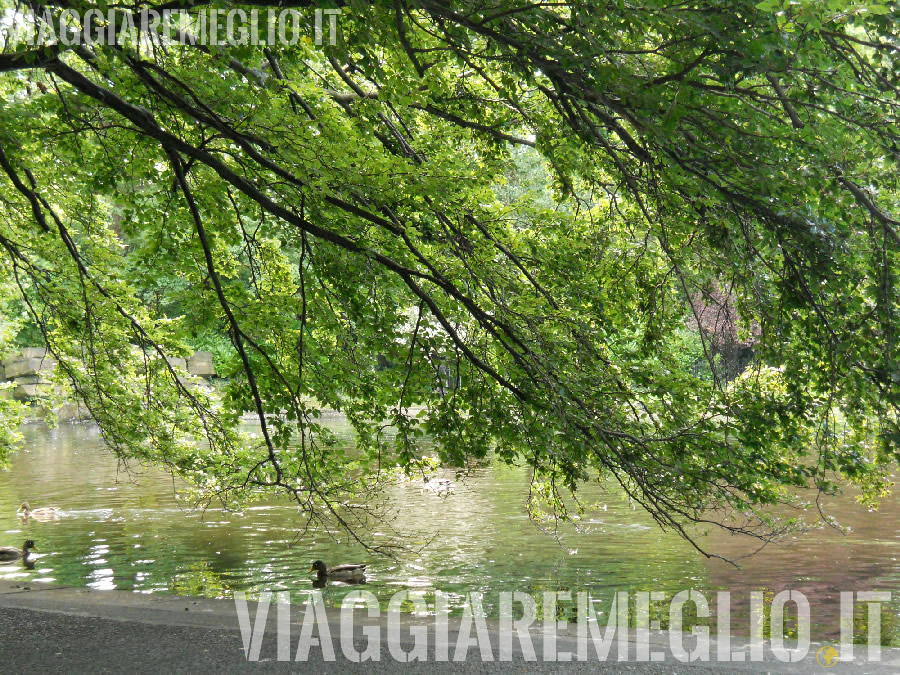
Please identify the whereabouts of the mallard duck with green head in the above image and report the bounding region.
[0,540,38,563]
[309,560,367,582]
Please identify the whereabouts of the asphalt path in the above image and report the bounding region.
[2,582,898,673]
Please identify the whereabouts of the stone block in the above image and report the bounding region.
[187,351,216,377]
[2,348,46,366]
[13,382,54,399]
[4,357,56,378]
[13,375,45,385]
[166,357,187,371]
[20,347,47,359]
[56,401,91,421]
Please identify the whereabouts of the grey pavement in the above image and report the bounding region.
[1,582,897,673]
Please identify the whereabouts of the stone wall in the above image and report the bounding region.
[0,348,217,401]
[0,348,58,400]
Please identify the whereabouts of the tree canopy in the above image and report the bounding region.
[0,0,897,558]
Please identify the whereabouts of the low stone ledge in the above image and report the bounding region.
[187,351,216,376]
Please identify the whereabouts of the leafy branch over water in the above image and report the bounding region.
[0,0,897,560]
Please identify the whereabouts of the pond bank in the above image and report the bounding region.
[1,581,897,672]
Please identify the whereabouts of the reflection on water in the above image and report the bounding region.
[1,422,898,643]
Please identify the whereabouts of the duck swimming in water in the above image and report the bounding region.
[0,540,37,563]
[308,560,367,582]
[17,502,61,519]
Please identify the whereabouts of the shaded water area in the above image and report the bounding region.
[1,420,898,644]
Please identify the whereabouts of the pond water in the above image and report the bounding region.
[1,420,898,643]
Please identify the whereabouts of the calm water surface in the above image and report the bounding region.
[1,421,898,642]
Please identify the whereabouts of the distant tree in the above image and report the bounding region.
[688,287,759,382]
[0,0,896,558]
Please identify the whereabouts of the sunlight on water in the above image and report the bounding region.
[1,421,898,643]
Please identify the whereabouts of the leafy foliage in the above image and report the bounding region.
[0,0,897,557]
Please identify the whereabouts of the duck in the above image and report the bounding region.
[309,560,367,582]
[17,502,61,518]
[0,540,37,563]
[423,476,454,494]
